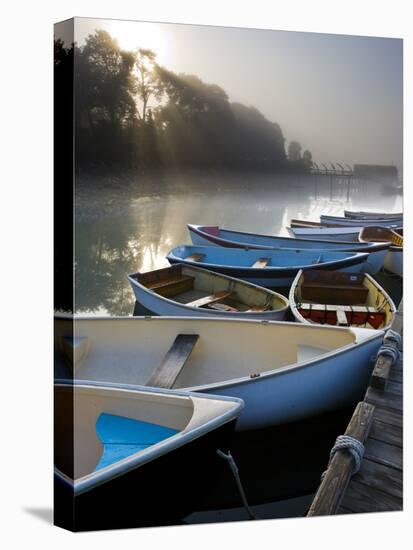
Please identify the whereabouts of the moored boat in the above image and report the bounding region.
[55,316,384,431]
[359,226,403,277]
[319,214,402,227]
[289,269,396,329]
[167,245,369,287]
[287,225,362,241]
[187,223,388,273]
[128,263,289,320]
[54,380,243,530]
[344,209,403,219]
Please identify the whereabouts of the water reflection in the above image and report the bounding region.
[75,173,402,315]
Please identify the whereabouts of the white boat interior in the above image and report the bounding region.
[55,383,239,484]
[290,270,395,329]
[129,264,288,313]
[55,317,377,392]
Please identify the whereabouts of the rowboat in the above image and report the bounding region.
[187,224,388,274]
[359,226,403,277]
[287,225,363,242]
[128,263,289,320]
[55,316,384,431]
[167,245,369,287]
[319,214,402,227]
[289,269,396,329]
[344,210,403,219]
[54,380,243,530]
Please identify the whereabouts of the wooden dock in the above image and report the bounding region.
[307,300,403,516]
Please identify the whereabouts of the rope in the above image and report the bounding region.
[376,328,402,364]
[321,435,365,480]
[216,449,257,520]
[384,328,402,348]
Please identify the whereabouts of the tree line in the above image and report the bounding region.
[55,30,312,172]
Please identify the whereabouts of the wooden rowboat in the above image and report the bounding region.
[359,226,403,277]
[55,316,384,431]
[128,264,289,320]
[187,224,388,273]
[289,269,396,330]
[54,380,243,530]
[344,210,403,219]
[166,245,369,287]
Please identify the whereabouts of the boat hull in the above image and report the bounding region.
[384,247,403,277]
[320,215,402,227]
[55,417,237,531]
[192,335,381,430]
[344,210,403,219]
[167,249,368,287]
[287,226,362,241]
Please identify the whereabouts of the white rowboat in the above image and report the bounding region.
[128,263,289,320]
[55,316,384,431]
[289,270,396,330]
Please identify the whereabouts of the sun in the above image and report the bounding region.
[106,21,168,66]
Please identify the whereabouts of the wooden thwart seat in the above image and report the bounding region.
[298,303,386,329]
[186,290,233,308]
[138,265,195,298]
[299,303,375,313]
[252,258,270,268]
[185,253,205,262]
[148,275,194,298]
[146,334,199,389]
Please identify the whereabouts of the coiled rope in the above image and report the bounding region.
[376,328,402,364]
[321,435,365,480]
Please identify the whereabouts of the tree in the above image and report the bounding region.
[302,149,313,169]
[288,141,302,162]
[135,49,163,123]
[75,30,136,162]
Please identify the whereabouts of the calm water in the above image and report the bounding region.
[73,171,402,524]
[75,172,402,315]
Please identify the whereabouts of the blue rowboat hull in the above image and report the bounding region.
[167,245,369,287]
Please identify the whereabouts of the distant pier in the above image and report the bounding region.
[307,299,403,516]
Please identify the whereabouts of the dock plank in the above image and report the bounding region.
[369,418,402,448]
[364,438,403,470]
[338,479,403,514]
[365,386,403,413]
[352,459,402,499]
[372,406,402,428]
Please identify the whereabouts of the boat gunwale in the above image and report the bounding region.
[54,380,244,495]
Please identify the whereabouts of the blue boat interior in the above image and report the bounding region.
[94,413,179,471]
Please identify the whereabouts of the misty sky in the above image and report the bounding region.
[65,18,403,174]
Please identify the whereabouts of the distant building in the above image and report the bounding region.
[354,164,398,182]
